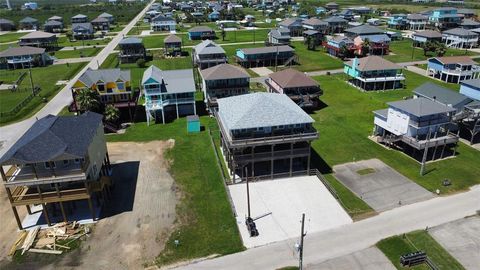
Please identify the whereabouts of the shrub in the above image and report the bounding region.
[136,58,146,68]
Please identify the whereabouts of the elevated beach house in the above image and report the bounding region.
[150,15,176,32]
[163,34,182,56]
[344,56,405,91]
[18,31,58,51]
[373,98,459,162]
[235,46,296,68]
[0,112,111,229]
[426,56,480,83]
[407,14,428,31]
[0,46,52,69]
[188,26,216,40]
[215,92,318,180]
[192,40,227,69]
[412,30,442,47]
[71,68,137,119]
[118,37,146,64]
[441,28,478,49]
[266,68,322,109]
[142,65,196,125]
[428,7,462,30]
[200,63,250,108]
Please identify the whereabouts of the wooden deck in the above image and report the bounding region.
[11,186,90,206]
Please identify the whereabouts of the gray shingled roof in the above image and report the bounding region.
[413,30,442,38]
[19,17,38,23]
[141,65,195,94]
[345,24,384,35]
[98,12,113,18]
[200,63,250,80]
[0,112,103,165]
[72,14,88,19]
[239,45,294,55]
[443,28,478,37]
[345,56,400,71]
[388,98,456,118]
[44,20,63,27]
[119,37,142,45]
[217,92,315,131]
[152,15,175,22]
[194,40,225,55]
[413,82,472,107]
[48,16,62,21]
[269,28,290,39]
[20,31,56,39]
[279,18,303,27]
[0,46,45,58]
[72,23,93,32]
[78,68,130,88]
[164,34,181,43]
[303,18,328,26]
[460,19,480,27]
[407,14,428,20]
[323,16,347,23]
[0,18,14,25]
[188,26,214,33]
[461,78,480,89]
[91,17,109,23]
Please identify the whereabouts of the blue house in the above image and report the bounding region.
[344,56,405,91]
[428,7,462,30]
[460,79,480,100]
[373,98,458,161]
[188,26,216,40]
[426,56,480,84]
[208,11,220,21]
[388,14,408,30]
[142,65,196,125]
[235,46,296,68]
[315,7,326,15]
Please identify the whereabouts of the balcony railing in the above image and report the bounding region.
[207,83,250,90]
[359,74,405,82]
[234,148,310,163]
[145,97,195,109]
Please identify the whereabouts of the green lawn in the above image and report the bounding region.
[386,39,479,63]
[57,36,111,48]
[377,231,465,270]
[324,174,375,219]
[0,62,85,125]
[291,41,345,72]
[101,50,193,89]
[310,71,480,193]
[0,32,26,43]
[50,47,101,59]
[106,117,244,266]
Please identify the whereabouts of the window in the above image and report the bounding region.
[45,162,56,169]
[74,158,81,164]
[117,81,125,90]
[97,83,105,91]
[63,160,69,165]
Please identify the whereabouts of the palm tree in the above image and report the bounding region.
[339,44,349,60]
[435,42,447,57]
[362,38,371,56]
[76,88,100,113]
[104,104,120,123]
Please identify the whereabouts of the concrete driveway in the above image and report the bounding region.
[429,216,480,270]
[333,159,434,212]
[307,247,395,270]
[228,176,352,248]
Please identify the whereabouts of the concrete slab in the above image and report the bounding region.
[140,30,152,36]
[307,247,396,270]
[333,159,434,212]
[250,67,273,76]
[429,216,480,270]
[228,176,352,248]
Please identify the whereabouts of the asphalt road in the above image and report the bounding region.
[174,185,480,270]
[0,0,155,157]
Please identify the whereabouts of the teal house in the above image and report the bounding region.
[187,115,200,133]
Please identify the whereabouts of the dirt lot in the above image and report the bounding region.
[0,141,178,270]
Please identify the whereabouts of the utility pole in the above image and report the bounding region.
[246,167,251,219]
[299,213,306,270]
[28,64,35,95]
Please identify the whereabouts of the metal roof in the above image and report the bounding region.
[0,112,103,165]
[119,37,143,45]
[461,78,480,89]
[388,98,456,118]
[443,28,478,37]
[413,30,442,38]
[200,64,250,80]
[142,65,195,94]
[323,16,347,23]
[413,82,472,107]
[164,34,181,43]
[217,92,314,131]
[19,16,38,23]
[345,24,385,35]
[303,18,327,26]
[72,14,88,19]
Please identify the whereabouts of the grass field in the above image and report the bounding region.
[106,117,244,266]
[377,231,465,270]
[0,62,85,124]
[386,39,479,63]
[51,47,101,59]
[0,32,26,43]
[310,71,480,194]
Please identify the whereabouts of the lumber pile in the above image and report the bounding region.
[9,222,90,256]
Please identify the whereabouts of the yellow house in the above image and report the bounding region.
[72,68,137,114]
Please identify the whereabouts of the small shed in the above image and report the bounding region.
[187,115,200,133]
